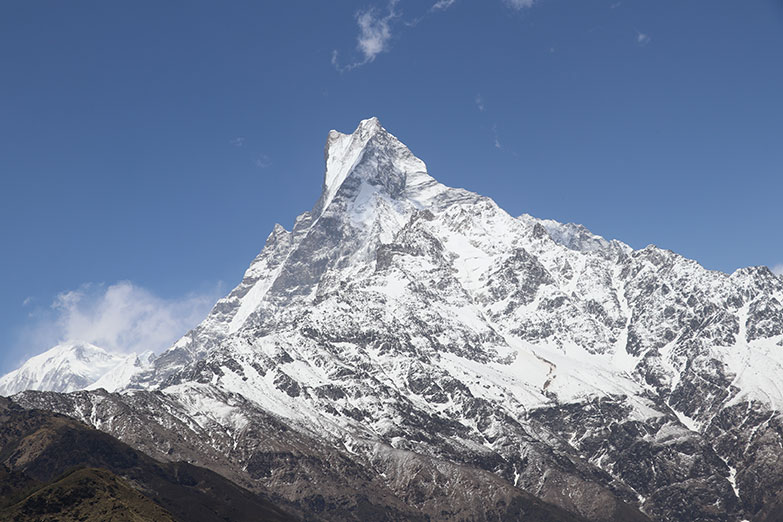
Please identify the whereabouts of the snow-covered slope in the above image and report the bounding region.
[13,118,783,522]
[0,342,151,395]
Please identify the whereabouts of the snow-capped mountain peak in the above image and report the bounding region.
[316,117,436,218]
[0,341,151,396]
[10,119,783,521]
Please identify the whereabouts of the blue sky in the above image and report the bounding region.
[1,0,782,372]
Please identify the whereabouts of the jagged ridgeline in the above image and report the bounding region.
[5,118,783,521]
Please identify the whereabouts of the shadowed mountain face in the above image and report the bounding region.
[6,118,783,521]
[0,397,295,522]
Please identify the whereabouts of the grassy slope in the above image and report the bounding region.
[0,467,176,522]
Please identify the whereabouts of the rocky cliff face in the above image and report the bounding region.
[9,118,783,521]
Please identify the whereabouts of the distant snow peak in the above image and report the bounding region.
[518,213,630,256]
[0,341,152,396]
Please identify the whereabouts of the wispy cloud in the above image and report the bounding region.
[331,50,341,69]
[636,31,651,45]
[333,1,399,71]
[22,297,33,307]
[255,155,271,169]
[357,2,398,62]
[434,0,536,13]
[432,0,457,11]
[475,94,485,112]
[333,0,540,71]
[21,281,220,356]
[504,0,536,9]
[492,124,502,149]
[230,137,245,147]
[772,264,783,277]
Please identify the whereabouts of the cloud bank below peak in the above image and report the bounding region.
[19,281,221,361]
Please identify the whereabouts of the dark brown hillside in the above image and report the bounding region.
[0,396,296,522]
[1,467,177,521]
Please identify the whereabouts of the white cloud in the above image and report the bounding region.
[492,124,502,149]
[22,297,33,307]
[333,1,399,71]
[504,0,536,9]
[356,1,398,62]
[637,32,651,45]
[432,0,457,10]
[24,281,220,356]
[772,264,783,276]
[230,137,245,147]
[475,94,485,111]
[333,0,540,71]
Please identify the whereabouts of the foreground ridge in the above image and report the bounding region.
[8,118,783,521]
